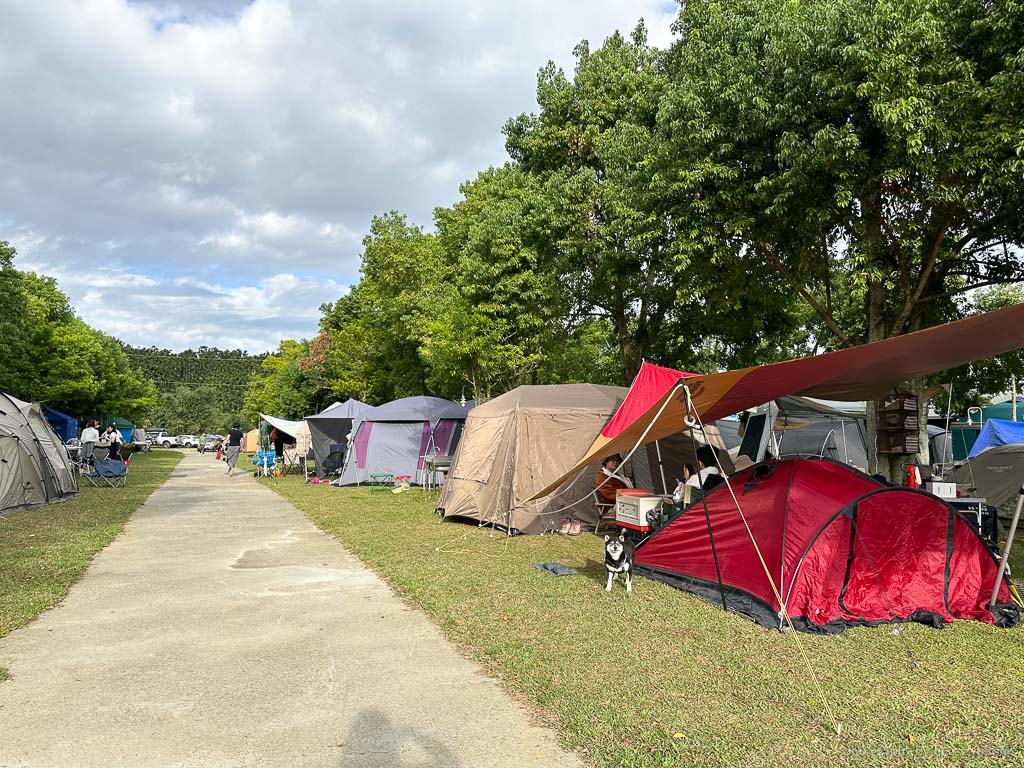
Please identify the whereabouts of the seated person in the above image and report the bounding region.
[684,445,725,491]
[594,455,633,505]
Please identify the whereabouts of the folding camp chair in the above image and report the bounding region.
[251,449,277,477]
[281,446,304,475]
[82,457,128,488]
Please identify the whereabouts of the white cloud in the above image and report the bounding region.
[0,0,678,351]
[21,257,347,352]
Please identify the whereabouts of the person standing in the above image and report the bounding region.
[80,420,99,466]
[225,422,244,476]
[105,425,122,460]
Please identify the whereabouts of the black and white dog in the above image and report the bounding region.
[604,534,634,593]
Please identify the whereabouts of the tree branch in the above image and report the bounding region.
[889,208,953,336]
[760,246,852,345]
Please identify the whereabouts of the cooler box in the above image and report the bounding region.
[615,491,662,532]
[925,480,957,499]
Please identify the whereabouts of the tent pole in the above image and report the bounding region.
[990,485,1024,608]
[684,417,727,611]
[654,439,668,495]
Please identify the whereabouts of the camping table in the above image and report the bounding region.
[421,455,452,491]
[369,473,394,491]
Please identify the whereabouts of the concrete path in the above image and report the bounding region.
[0,452,582,768]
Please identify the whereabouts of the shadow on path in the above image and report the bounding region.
[338,709,462,768]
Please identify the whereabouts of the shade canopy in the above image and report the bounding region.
[531,303,1024,500]
[260,413,303,439]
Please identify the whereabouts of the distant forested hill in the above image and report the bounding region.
[123,346,266,419]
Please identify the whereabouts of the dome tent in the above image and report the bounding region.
[635,458,1019,632]
[0,392,79,515]
[337,396,470,486]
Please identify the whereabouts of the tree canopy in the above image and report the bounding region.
[0,244,157,423]
[5,0,1023,456]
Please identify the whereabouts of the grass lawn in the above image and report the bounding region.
[265,477,1024,768]
[0,450,182,645]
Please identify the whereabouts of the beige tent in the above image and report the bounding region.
[438,384,729,535]
[242,429,260,453]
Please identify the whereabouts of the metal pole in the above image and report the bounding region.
[1013,375,1018,422]
[989,485,1024,607]
[654,439,668,495]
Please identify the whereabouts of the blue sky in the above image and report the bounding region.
[0,1,678,352]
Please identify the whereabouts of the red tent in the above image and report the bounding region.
[635,458,1020,632]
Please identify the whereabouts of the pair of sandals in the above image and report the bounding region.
[558,517,582,536]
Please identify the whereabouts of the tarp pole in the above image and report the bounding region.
[990,484,1024,608]
[654,440,668,495]
[683,389,727,611]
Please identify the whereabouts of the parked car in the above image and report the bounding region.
[197,434,224,454]
[149,431,179,448]
[177,435,199,448]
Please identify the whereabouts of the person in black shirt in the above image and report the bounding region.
[225,422,244,476]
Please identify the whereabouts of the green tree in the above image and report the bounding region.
[658,0,1024,473]
[242,339,321,420]
[0,246,156,422]
[151,385,231,434]
[505,24,805,381]
[320,213,450,402]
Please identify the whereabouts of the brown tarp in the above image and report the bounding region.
[438,384,727,534]
[530,302,1024,501]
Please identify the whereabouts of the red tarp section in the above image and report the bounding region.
[600,362,698,439]
[635,458,1018,631]
[529,302,1024,502]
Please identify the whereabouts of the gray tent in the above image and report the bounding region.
[0,392,79,515]
[307,399,371,478]
[337,396,471,486]
[747,397,950,472]
[952,444,1024,509]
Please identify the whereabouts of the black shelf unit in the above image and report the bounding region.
[876,394,920,455]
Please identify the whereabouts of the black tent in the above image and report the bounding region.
[307,399,371,478]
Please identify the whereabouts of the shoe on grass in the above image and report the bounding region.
[558,517,571,535]
[568,519,582,536]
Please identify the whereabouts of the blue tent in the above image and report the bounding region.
[42,407,77,443]
[968,418,1024,459]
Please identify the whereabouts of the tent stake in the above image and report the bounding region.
[990,485,1024,608]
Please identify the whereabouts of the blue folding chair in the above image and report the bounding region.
[251,449,277,477]
[83,457,128,488]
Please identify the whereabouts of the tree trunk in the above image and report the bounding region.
[865,279,886,478]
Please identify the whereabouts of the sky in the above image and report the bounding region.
[0,0,678,353]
